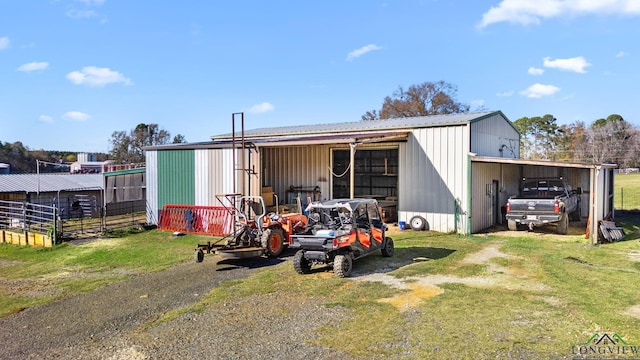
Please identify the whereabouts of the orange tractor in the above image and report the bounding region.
[195,194,309,261]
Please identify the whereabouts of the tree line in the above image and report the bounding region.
[362,81,638,168]
[1,123,185,173]
[514,114,639,168]
[3,80,638,173]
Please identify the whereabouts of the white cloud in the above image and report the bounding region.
[66,8,97,18]
[17,62,50,72]
[497,91,514,97]
[247,102,275,114]
[479,0,640,27]
[0,36,9,50]
[471,99,485,108]
[520,83,560,98]
[66,66,133,87]
[62,111,91,121]
[346,44,382,62]
[616,51,628,57]
[74,0,105,4]
[528,66,544,75]
[39,115,54,123]
[543,56,591,73]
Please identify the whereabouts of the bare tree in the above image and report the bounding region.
[109,123,172,163]
[362,81,470,120]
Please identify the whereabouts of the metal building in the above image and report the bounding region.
[145,110,616,243]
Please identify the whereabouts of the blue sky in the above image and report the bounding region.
[1,0,639,153]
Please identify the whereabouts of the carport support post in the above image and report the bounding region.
[349,143,356,198]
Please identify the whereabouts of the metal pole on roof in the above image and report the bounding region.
[349,143,356,198]
[232,114,236,195]
[36,159,40,204]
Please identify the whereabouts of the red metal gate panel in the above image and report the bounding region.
[158,205,232,236]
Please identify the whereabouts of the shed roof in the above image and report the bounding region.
[0,174,103,193]
[211,111,503,141]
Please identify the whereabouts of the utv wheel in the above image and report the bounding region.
[261,228,285,257]
[507,219,517,231]
[409,216,428,231]
[333,254,353,278]
[195,249,204,263]
[557,213,569,235]
[381,237,394,257]
[293,250,311,274]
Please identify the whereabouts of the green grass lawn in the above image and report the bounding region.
[2,223,640,358]
[615,172,640,210]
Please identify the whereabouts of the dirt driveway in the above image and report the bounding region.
[0,256,351,360]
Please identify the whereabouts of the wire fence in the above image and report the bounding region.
[615,188,640,210]
[0,199,148,246]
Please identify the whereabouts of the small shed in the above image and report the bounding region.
[144,110,616,244]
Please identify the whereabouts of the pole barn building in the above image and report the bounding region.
[145,111,616,243]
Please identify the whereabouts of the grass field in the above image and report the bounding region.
[1,219,640,358]
[615,172,640,210]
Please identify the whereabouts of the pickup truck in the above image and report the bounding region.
[505,178,582,234]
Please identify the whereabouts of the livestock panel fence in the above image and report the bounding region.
[0,199,148,247]
[0,200,57,247]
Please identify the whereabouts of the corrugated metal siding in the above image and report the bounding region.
[470,113,520,158]
[157,149,195,207]
[145,150,158,224]
[198,148,236,205]
[399,126,468,232]
[261,145,331,204]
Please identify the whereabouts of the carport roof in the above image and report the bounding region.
[471,155,618,169]
[0,173,103,193]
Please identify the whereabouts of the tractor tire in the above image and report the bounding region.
[381,237,394,257]
[409,216,428,231]
[557,213,569,235]
[507,219,518,231]
[195,249,204,263]
[261,228,285,257]
[293,250,311,274]
[333,254,353,278]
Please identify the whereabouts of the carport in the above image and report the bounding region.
[470,155,617,244]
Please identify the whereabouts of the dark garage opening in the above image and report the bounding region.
[332,148,399,222]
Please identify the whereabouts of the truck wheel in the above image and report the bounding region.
[261,228,285,257]
[409,216,428,231]
[381,237,394,257]
[195,249,204,263]
[507,219,518,231]
[293,250,312,274]
[557,213,569,235]
[333,254,353,278]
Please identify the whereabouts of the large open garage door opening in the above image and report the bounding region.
[332,148,398,222]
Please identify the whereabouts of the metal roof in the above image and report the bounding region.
[0,174,103,193]
[211,111,501,141]
[471,155,618,169]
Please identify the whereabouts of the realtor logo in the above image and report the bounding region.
[572,333,640,359]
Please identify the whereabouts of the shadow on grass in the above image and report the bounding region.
[607,210,640,242]
[215,257,286,271]
[211,246,457,277]
[328,246,457,277]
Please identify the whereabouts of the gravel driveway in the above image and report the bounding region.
[0,256,352,360]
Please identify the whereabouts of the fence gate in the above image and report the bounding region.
[158,204,232,236]
[0,200,57,247]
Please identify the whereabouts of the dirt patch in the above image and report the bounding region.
[622,305,640,319]
[461,245,512,265]
[357,243,550,310]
